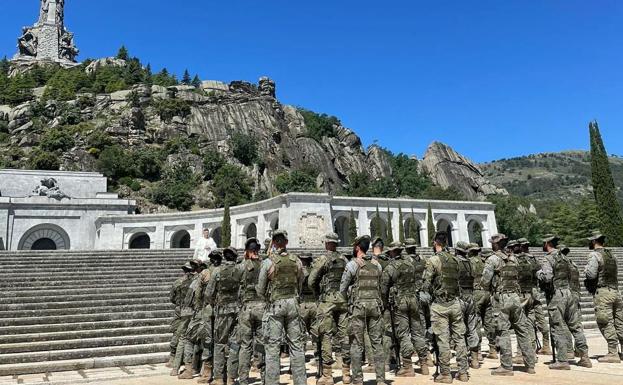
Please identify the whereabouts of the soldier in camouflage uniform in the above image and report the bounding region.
[537,234,591,369]
[420,231,469,383]
[381,241,429,377]
[340,235,386,385]
[237,238,266,385]
[584,230,623,363]
[454,241,480,370]
[176,259,209,379]
[480,234,536,376]
[469,246,496,360]
[204,247,242,384]
[256,230,307,385]
[298,253,318,365]
[167,262,195,369]
[309,232,352,384]
[560,244,580,359]
[370,237,393,369]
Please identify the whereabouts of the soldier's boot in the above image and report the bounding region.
[491,367,513,376]
[538,338,552,355]
[178,364,196,379]
[434,373,453,383]
[454,372,469,382]
[549,361,571,370]
[426,353,435,367]
[598,353,621,363]
[525,367,536,374]
[210,379,224,385]
[576,353,592,368]
[419,358,430,375]
[317,364,334,385]
[512,353,524,365]
[341,364,352,384]
[169,367,179,376]
[567,351,575,360]
[470,351,480,369]
[166,354,175,368]
[226,378,235,385]
[396,357,415,377]
[487,345,498,359]
[196,361,212,383]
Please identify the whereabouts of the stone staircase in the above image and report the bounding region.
[0,247,621,376]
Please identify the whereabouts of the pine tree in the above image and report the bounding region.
[348,209,358,244]
[182,69,191,85]
[0,56,9,76]
[398,205,405,242]
[386,206,394,243]
[589,120,623,245]
[427,203,435,244]
[221,204,231,247]
[191,74,201,88]
[116,45,129,61]
[144,63,153,84]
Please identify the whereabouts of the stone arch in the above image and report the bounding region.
[467,219,484,247]
[211,227,222,248]
[129,233,151,249]
[244,222,258,239]
[171,230,191,249]
[403,217,421,245]
[436,219,454,247]
[19,224,70,251]
[333,215,351,247]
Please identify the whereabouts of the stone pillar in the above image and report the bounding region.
[391,208,400,242]
[457,213,469,243]
[420,225,429,248]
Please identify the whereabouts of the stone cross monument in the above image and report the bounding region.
[14,0,79,64]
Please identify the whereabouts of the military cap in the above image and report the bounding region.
[587,230,606,242]
[404,238,418,248]
[208,250,222,260]
[468,243,481,252]
[517,238,530,245]
[558,244,570,254]
[182,261,194,271]
[541,234,560,243]
[189,259,200,266]
[507,240,518,248]
[386,241,404,253]
[223,246,238,259]
[324,232,340,244]
[245,237,261,251]
[480,248,493,257]
[272,229,288,240]
[352,235,371,247]
[298,252,313,259]
[371,237,384,248]
[197,260,209,268]
[455,241,469,253]
[488,233,507,244]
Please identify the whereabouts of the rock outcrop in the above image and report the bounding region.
[421,141,508,200]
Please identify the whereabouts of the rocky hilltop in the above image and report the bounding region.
[0,56,505,211]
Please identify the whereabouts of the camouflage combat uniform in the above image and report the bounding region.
[470,249,494,357]
[422,248,469,380]
[584,246,623,362]
[168,268,193,366]
[256,245,307,385]
[340,252,386,384]
[481,249,536,373]
[299,258,318,351]
[455,244,480,367]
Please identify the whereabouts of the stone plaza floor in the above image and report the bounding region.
[1,330,622,385]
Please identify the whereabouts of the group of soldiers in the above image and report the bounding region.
[166,228,623,385]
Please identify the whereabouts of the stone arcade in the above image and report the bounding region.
[0,169,498,251]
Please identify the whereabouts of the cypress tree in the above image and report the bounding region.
[398,205,405,242]
[221,204,231,247]
[589,120,623,245]
[386,205,394,243]
[409,207,419,243]
[348,209,358,244]
[372,204,382,239]
[427,203,436,243]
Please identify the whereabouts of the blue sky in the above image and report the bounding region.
[1,0,622,162]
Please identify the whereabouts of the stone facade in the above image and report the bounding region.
[0,170,498,251]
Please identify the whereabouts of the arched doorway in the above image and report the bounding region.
[18,224,70,250]
[245,223,257,239]
[437,219,453,247]
[211,227,222,247]
[404,217,421,246]
[370,216,387,241]
[129,233,151,249]
[334,216,350,247]
[171,230,191,249]
[468,220,483,246]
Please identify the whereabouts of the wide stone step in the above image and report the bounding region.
[1,284,169,296]
[0,303,172,319]
[0,325,171,344]
[0,333,171,354]
[0,351,168,376]
[2,265,185,273]
[0,297,170,312]
[0,272,180,282]
[0,310,172,327]
[0,318,170,335]
[0,278,177,289]
[0,290,170,304]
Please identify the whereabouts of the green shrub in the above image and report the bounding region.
[86,130,113,151]
[40,128,75,152]
[203,151,226,180]
[149,162,198,211]
[28,148,60,170]
[231,132,258,166]
[154,98,191,122]
[211,164,252,207]
[298,107,340,141]
[96,145,137,180]
[275,169,318,193]
[134,147,164,181]
[119,176,142,191]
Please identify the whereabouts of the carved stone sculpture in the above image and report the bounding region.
[59,31,79,61]
[17,27,38,57]
[31,178,70,200]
